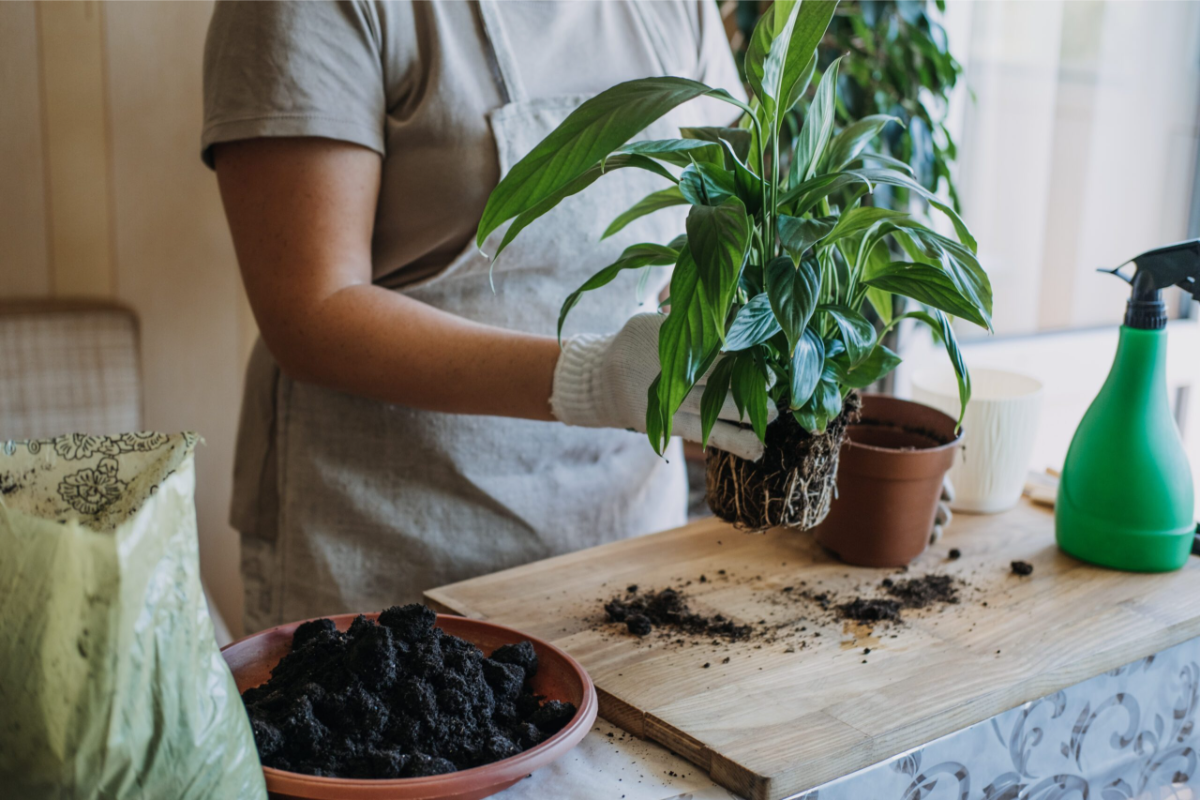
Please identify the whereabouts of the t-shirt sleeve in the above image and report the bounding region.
[201,0,387,169]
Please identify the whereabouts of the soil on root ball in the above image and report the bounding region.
[706,392,863,532]
[240,604,576,779]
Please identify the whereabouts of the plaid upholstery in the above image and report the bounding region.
[0,301,141,440]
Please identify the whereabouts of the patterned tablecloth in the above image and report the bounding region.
[500,636,1200,800]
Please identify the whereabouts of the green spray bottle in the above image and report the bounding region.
[1056,240,1199,571]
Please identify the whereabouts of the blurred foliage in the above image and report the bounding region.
[730,0,963,211]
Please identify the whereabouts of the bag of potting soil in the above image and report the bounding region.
[0,432,267,800]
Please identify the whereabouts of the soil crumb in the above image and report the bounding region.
[241,604,576,778]
[947,548,961,560]
[838,598,902,622]
[1011,560,1034,576]
[604,587,752,641]
[885,574,960,609]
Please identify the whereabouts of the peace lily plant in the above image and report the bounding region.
[477,0,992,531]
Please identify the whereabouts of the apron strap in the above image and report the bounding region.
[476,0,529,104]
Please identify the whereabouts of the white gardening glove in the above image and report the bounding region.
[550,313,775,461]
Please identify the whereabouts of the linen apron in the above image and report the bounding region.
[234,1,703,633]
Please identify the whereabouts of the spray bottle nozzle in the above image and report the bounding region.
[1099,239,1200,329]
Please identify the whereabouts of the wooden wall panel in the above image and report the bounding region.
[37,1,115,297]
[0,2,51,296]
[103,0,248,636]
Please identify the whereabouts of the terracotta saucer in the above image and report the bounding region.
[222,612,598,800]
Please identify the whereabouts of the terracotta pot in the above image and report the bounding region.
[814,393,962,567]
[221,613,598,800]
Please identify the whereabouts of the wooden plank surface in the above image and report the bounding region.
[426,500,1200,800]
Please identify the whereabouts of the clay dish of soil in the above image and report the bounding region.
[222,613,598,800]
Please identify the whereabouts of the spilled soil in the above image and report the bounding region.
[241,604,577,778]
[604,586,753,641]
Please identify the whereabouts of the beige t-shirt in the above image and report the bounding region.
[202,0,742,288]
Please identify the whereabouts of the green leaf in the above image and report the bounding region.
[779,170,875,215]
[819,303,876,364]
[903,310,971,428]
[651,248,722,453]
[790,327,825,408]
[686,198,752,336]
[719,139,764,214]
[732,353,770,442]
[824,207,908,245]
[765,255,820,355]
[557,242,679,341]
[814,379,843,426]
[680,126,753,164]
[745,0,838,121]
[493,154,675,260]
[678,162,738,207]
[602,186,689,240]
[699,356,737,446]
[777,215,835,261]
[866,286,893,324]
[823,115,902,172]
[724,293,781,351]
[830,344,902,389]
[856,152,916,175]
[478,77,736,249]
[610,138,723,168]
[792,56,843,184]
[849,167,977,253]
[781,53,817,115]
[863,261,989,328]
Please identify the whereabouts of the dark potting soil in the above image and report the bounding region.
[838,597,902,622]
[1011,560,1034,576]
[884,574,960,609]
[241,605,577,779]
[604,587,753,641]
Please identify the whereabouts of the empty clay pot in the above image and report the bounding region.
[814,393,963,568]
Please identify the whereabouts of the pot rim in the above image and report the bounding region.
[846,393,963,455]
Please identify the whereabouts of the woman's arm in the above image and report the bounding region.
[214,137,560,421]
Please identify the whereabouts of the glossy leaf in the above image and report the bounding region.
[610,138,723,168]
[830,344,902,388]
[478,77,744,249]
[848,167,977,252]
[863,261,989,328]
[792,56,843,184]
[814,378,843,424]
[732,353,770,442]
[678,162,739,207]
[681,126,753,164]
[724,293,781,351]
[903,309,971,428]
[686,198,752,335]
[602,186,688,240]
[557,242,678,341]
[789,327,825,408]
[493,154,675,260]
[650,248,722,453]
[765,255,820,355]
[699,356,737,446]
[824,206,907,244]
[823,115,901,172]
[819,303,876,364]
[777,215,835,261]
[719,139,765,214]
[746,0,838,121]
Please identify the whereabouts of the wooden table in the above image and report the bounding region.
[427,500,1200,800]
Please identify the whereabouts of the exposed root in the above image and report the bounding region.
[706,392,862,532]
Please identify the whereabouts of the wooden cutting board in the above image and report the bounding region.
[426,500,1200,800]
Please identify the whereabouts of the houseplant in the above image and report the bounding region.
[476,0,991,532]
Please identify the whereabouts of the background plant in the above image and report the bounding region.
[477,0,991,456]
[730,0,963,211]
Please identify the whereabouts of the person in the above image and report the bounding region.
[202,0,761,633]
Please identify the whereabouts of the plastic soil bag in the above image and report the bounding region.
[0,432,267,800]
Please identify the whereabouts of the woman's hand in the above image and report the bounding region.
[551,314,774,461]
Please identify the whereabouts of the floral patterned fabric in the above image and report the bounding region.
[1,431,196,532]
[788,637,1200,800]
